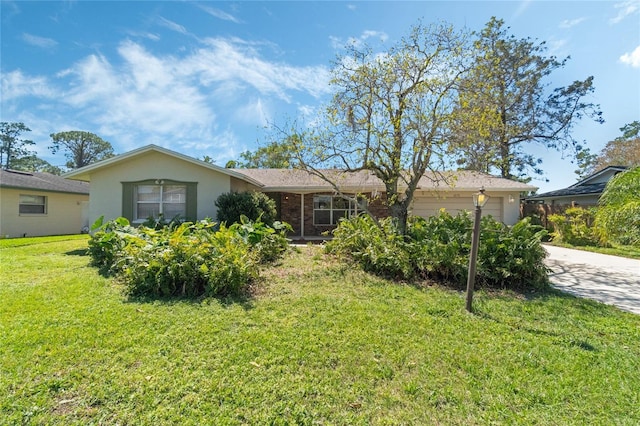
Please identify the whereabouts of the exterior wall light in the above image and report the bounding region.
[466,187,489,313]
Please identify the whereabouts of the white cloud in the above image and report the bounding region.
[1,70,58,101]
[512,0,533,19]
[157,17,188,35]
[620,45,640,67]
[234,98,271,127]
[3,35,331,157]
[187,37,331,101]
[559,17,586,29]
[330,30,389,49]
[22,33,58,49]
[610,0,639,23]
[125,30,161,41]
[198,5,242,23]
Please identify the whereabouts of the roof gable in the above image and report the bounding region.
[569,165,628,188]
[64,144,263,187]
[0,169,89,194]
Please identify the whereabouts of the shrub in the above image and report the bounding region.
[327,211,549,290]
[88,217,290,298]
[548,207,599,246]
[595,167,640,247]
[325,215,414,279]
[215,191,277,226]
[476,216,548,289]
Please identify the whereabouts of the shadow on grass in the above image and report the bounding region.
[124,291,256,311]
[65,248,89,257]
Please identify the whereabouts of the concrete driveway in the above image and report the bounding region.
[544,244,640,315]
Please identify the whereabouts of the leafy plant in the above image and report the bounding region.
[327,211,549,290]
[595,167,640,247]
[215,191,277,226]
[548,207,599,246]
[88,217,290,297]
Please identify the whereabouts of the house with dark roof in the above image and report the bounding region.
[65,145,536,240]
[526,166,627,206]
[0,169,90,238]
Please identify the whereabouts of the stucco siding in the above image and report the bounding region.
[87,151,232,224]
[411,191,522,225]
[0,188,89,238]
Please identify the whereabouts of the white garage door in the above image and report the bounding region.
[411,195,503,223]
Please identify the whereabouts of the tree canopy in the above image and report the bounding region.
[450,17,603,180]
[11,155,63,175]
[235,137,298,169]
[285,22,467,234]
[575,121,640,178]
[49,131,114,169]
[0,122,35,170]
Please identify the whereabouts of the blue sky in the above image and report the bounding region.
[1,1,639,192]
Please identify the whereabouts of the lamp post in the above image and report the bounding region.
[466,188,489,313]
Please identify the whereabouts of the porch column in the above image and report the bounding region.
[300,193,305,239]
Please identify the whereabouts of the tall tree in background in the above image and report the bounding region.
[0,122,35,170]
[11,155,63,175]
[451,17,603,180]
[286,22,468,234]
[236,137,299,168]
[575,121,640,178]
[49,131,114,169]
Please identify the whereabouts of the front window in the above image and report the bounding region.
[134,184,186,222]
[313,195,366,225]
[19,194,47,214]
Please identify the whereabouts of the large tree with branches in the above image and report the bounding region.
[286,22,468,235]
[49,131,114,169]
[450,17,603,180]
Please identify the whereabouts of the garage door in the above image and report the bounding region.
[411,195,503,223]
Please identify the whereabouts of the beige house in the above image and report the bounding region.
[0,169,90,238]
[64,145,262,227]
[65,145,535,239]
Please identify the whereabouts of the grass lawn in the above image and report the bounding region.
[1,236,639,424]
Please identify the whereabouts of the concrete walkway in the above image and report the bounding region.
[544,244,640,315]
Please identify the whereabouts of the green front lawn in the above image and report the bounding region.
[1,237,639,424]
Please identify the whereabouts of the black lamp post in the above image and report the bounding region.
[465,187,489,313]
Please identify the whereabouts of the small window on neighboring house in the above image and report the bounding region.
[134,184,186,222]
[19,194,47,214]
[313,195,367,225]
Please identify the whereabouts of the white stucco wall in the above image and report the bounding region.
[86,151,232,225]
[0,188,89,238]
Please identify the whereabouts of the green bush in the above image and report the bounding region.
[595,167,640,247]
[325,215,414,279]
[327,211,549,290]
[548,207,599,246]
[215,191,277,226]
[88,216,290,298]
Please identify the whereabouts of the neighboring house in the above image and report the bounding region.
[526,166,627,206]
[65,144,536,240]
[0,169,90,238]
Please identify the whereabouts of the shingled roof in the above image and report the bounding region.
[0,169,89,194]
[232,169,536,192]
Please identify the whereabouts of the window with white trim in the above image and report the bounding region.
[19,194,47,214]
[313,195,366,225]
[134,184,186,222]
